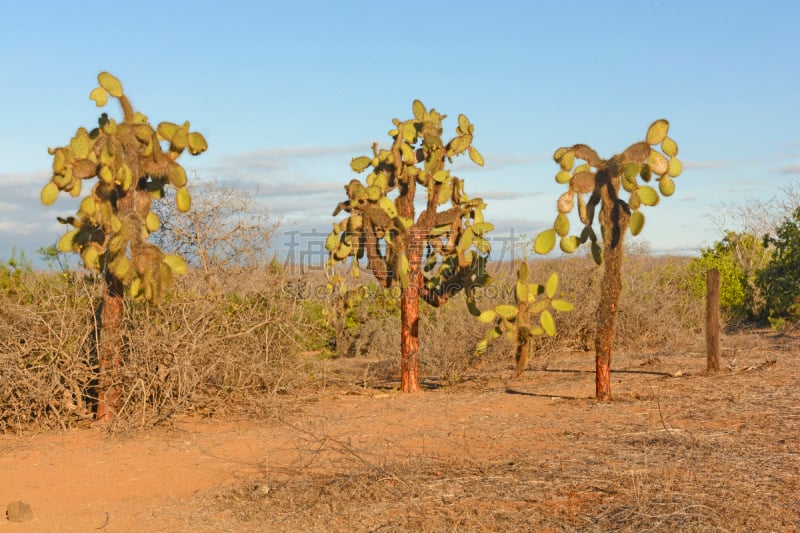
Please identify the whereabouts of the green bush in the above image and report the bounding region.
[685,233,754,319]
[756,207,800,327]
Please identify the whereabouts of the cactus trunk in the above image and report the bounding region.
[513,300,530,378]
[95,275,125,421]
[95,174,136,421]
[399,230,425,393]
[400,284,421,392]
[594,173,629,401]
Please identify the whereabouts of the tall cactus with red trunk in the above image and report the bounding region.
[327,100,493,392]
[533,120,681,400]
[41,72,207,420]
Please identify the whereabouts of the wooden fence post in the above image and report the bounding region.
[706,268,721,373]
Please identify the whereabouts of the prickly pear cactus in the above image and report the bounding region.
[42,72,207,302]
[327,100,494,392]
[532,119,680,400]
[475,263,572,375]
[533,119,681,262]
[326,100,492,307]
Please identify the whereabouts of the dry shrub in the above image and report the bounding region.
[329,253,704,385]
[0,269,98,432]
[0,248,705,431]
[111,267,322,428]
[0,263,326,433]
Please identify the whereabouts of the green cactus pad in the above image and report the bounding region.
[560,235,579,253]
[518,261,528,282]
[162,254,188,275]
[637,185,660,206]
[668,157,683,177]
[621,171,637,192]
[176,187,191,213]
[540,310,555,336]
[639,163,652,182]
[591,241,602,265]
[534,229,557,255]
[98,72,123,98]
[661,136,678,157]
[646,119,669,145]
[145,212,160,232]
[556,170,572,184]
[82,244,101,270]
[57,229,79,252]
[551,299,574,312]
[157,122,179,142]
[629,191,642,210]
[412,100,426,120]
[187,132,208,155]
[559,150,575,171]
[630,209,645,235]
[554,213,570,237]
[70,133,91,160]
[109,255,131,280]
[495,304,518,320]
[623,163,640,181]
[477,309,498,324]
[350,156,372,172]
[41,182,59,205]
[472,222,494,236]
[89,87,108,107]
[553,147,568,162]
[545,272,559,298]
[468,146,484,166]
[659,175,676,196]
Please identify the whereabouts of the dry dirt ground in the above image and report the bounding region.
[1,330,798,532]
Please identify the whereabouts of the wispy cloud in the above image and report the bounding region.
[778,165,800,175]
[683,160,731,170]
[218,143,367,168]
[248,181,342,198]
[1,170,51,188]
[683,158,765,171]
[477,190,545,200]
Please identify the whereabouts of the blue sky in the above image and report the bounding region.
[2,0,799,267]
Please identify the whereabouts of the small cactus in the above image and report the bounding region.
[533,120,681,400]
[475,263,572,377]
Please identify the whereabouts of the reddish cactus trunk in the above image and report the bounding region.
[594,170,629,401]
[95,276,125,421]
[400,284,421,393]
[95,174,136,421]
[399,229,426,393]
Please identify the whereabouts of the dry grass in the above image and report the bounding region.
[0,265,324,433]
[195,329,799,532]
